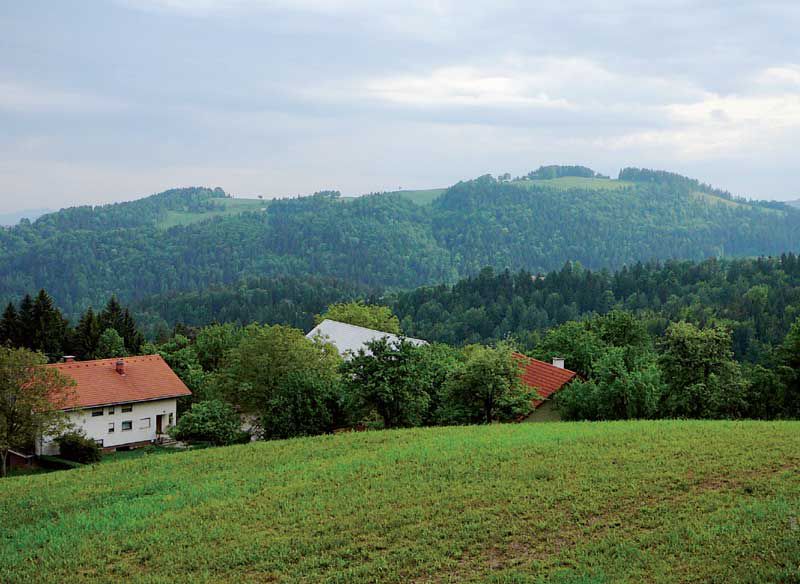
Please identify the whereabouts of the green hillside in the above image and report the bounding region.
[157,197,266,229]
[2,167,800,316]
[392,187,447,205]
[2,421,798,583]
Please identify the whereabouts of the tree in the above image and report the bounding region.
[261,371,341,439]
[780,317,800,416]
[153,334,208,403]
[659,322,747,418]
[29,289,68,359]
[0,347,74,477]
[444,342,534,424]
[95,328,127,359]
[193,323,243,372]
[99,297,143,355]
[341,337,431,428]
[168,399,244,445]
[534,321,606,378]
[0,303,20,347]
[16,294,34,349]
[73,307,101,360]
[557,348,665,421]
[217,324,341,427]
[318,301,401,334]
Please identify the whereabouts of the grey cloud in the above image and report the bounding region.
[0,0,799,213]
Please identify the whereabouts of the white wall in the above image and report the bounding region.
[38,398,178,455]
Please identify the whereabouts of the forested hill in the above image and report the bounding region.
[2,167,800,316]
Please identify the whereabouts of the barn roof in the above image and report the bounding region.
[46,355,191,410]
[513,353,577,407]
[306,319,427,357]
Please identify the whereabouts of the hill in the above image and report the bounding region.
[2,421,798,583]
[3,167,800,316]
[0,208,53,227]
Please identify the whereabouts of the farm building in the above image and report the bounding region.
[514,353,578,421]
[306,319,427,358]
[37,355,192,455]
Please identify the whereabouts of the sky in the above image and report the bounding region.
[1,0,799,213]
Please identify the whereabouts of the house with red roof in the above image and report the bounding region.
[37,355,192,455]
[514,353,578,421]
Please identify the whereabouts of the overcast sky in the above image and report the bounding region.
[1,0,799,213]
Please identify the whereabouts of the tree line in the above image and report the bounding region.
[0,291,143,362]
[3,169,800,317]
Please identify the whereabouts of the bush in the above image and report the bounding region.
[55,432,102,464]
[260,371,341,439]
[168,399,244,446]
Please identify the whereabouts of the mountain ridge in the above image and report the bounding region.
[2,166,799,316]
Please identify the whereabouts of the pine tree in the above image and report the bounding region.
[74,307,101,360]
[17,294,34,349]
[30,289,67,358]
[0,303,19,346]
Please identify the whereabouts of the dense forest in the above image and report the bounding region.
[131,255,800,365]
[4,254,800,424]
[1,167,799,317]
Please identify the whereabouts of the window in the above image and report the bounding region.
[121,420,133,431]
[107,407,115,415]
[108,422,115,433]
[139,417,151,429]
[168,413,174,427]
[95,439,104,447]
[91,408,104,417]
[121,405,133,413]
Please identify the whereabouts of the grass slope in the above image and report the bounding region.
[2,421,798,583]
[158,198,266,229]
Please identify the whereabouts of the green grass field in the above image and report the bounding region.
[158,198,266,229]
[2,421,798,583]
[392,188,447,205]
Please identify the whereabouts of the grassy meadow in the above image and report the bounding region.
[157,197,266,229]
[2,421,798,583]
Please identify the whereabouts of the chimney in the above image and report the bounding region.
[115,359,125,375]
[552,357,565,369]
[63,355,75,363]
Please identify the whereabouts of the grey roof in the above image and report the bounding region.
[305,319,427,357]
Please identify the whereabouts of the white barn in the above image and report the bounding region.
[306,319,427,358]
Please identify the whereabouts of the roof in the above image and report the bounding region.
[46,355,192,410]
[514,353,577,408]
[306,319,427,357]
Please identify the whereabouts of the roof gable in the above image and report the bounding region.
[514,353,577,408]
[46,355,192,410]
[306,319,427,357]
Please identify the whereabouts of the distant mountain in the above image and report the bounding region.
[0,208,53,227]
[2,167,800,316]
[788,200,800,209]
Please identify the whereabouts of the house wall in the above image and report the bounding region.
[38,398,177,455]
[525,400,562,423]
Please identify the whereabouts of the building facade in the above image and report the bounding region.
[39,355,192,454]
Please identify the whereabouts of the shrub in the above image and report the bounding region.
[55,432,102,464]
[168,399,244,446]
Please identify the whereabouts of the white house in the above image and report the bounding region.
[305,319,427,358]
[38,355,192,455]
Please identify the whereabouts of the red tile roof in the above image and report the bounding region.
[46,355,192,410]
[514,352,577,408]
